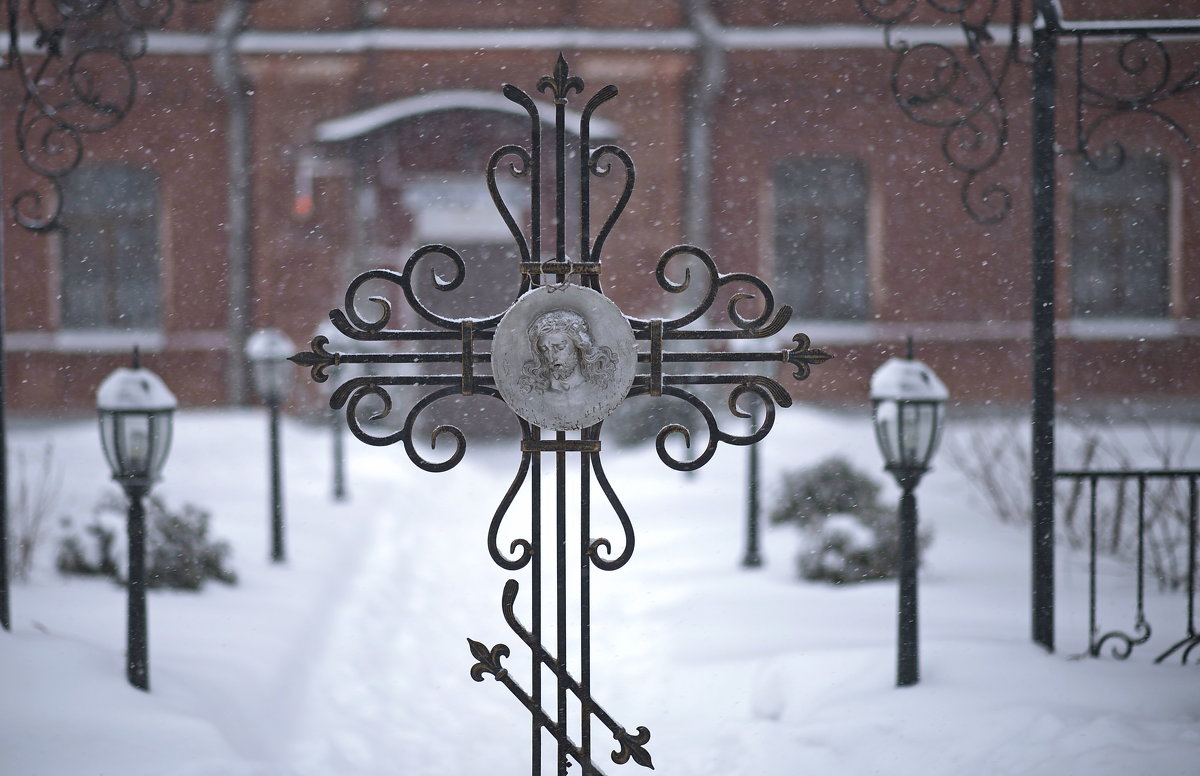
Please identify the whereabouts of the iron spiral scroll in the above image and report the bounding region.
[291,55,831,773]
[5,0,240,232]
[855,0,1200,223]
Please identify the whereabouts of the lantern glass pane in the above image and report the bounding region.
[899,402,922,467]
[122,413,153,478]
[252,357,291,402]
[905,402,943,469]
[926,402,945,465]
[148,411,174,479]
[874,398,946,471]
[99,413,121,476]
[873,399,900,468]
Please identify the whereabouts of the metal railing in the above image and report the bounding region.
[1056,469,1199,664]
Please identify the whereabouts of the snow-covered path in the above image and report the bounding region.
[283,449,529,775]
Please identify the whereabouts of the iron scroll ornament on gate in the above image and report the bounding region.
[292,55,832,774]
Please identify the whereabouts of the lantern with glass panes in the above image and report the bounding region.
[96,350,177,691]
[246,328,296,562]
[870,346,948,490]
[870,340,947,688]
[98,355,176,490]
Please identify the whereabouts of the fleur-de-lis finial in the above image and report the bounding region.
[538,53,584,104]
[785,333,833,380]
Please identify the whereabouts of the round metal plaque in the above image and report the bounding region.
[492,284,636,431]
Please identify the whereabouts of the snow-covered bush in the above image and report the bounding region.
[797,512,889,583]
[771,456,929,584]
[57,492,237,590]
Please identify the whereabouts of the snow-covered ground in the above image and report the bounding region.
[1,405,1197,775]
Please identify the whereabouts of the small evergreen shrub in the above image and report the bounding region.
[769,456,884,529]
[57,492,237,590]
[770,456,931,584]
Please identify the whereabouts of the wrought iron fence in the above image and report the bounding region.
[1055,469,1199,664]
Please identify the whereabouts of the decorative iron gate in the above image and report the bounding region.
[856,0,1200,653]
[1056,469,1200,665]
[292,55,831,773]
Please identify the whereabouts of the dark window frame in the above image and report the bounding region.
[1070,154,1170,319]
[59,163,162,331]
[772,155,869,321]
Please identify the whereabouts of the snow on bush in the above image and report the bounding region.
[56,492,237,590]
[770,455,931,584]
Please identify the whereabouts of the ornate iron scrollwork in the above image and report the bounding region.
[856,0,1200,222]
[1073,32,1200,171]
[856,0,1024,223]
[292,55,831,773]
[5,0,231,231]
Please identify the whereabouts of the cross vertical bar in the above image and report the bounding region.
[556,429,568,775]
[555,95,567,280]
[532,429,543,775]
[580,103,591,268]
[532,102,543,282]
[580,436,593,773]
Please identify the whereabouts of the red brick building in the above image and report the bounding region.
[3,0,1197,414]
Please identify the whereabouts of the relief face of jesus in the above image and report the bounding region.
[519,308,617,395]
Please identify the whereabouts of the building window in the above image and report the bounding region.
[402,175,524,321]
[772,156,869,321]
[1071,154,1169,318]
[60,164,161,330]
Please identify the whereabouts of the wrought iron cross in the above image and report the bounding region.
[292,55,831,775]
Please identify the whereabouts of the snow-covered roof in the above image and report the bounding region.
[120,21,1200,59]
[869,357,949,402]
[96,367,178,412]
[314,89,620,143]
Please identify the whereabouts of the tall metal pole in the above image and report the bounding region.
[0,165,9,632]
[896,482,920,686]
[268,398,285,562]
[213,0,254,406]
[1030,0,1059,653]
[126,484,149,691]
[742,410,762,567]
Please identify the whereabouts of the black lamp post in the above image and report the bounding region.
[316,322,352,502]
[246,328,295,563]
[870,341,947,687]
[96,351,176,691]
[742,405,763,568]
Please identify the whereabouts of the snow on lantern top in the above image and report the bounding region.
[96,366,178,412]
[869,357,949,403]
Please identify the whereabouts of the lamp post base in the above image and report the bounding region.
[897,484,919,687]
[126,485,149,691]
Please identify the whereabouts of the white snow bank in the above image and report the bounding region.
[1,406,1197,775]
